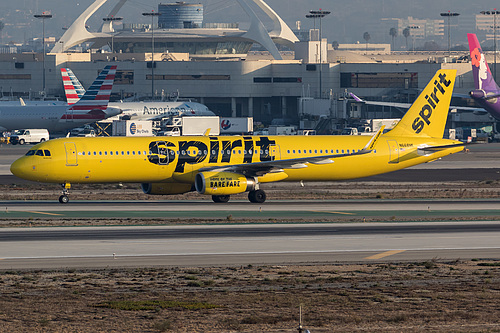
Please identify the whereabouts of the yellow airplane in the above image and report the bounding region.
[11,69,463,204]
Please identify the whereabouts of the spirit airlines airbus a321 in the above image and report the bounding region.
[11,69,463,204]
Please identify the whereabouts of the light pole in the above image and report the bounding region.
[408,25,420,52]
[440,11,459,57]
[142,11,161,100]
[480,10,500,82]
[102,16,123,53]
[306,9,330,99]
[34,12,52,97]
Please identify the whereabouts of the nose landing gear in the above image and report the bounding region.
[58,183,71,204]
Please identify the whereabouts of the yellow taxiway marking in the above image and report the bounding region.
[26,211,63,216]
[365,250,406,260]
[310,210,356,215]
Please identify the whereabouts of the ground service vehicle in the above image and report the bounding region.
[10,129,49,145]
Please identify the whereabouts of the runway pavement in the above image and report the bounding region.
[0,222,499,269]
[2,199,500,219]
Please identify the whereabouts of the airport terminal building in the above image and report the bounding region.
[0,0,487,131]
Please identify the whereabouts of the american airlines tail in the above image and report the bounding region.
[387,69,456,138]
[61,68,85,105]
[67,65,117,113]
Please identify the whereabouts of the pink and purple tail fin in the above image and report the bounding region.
[468,33,500,93]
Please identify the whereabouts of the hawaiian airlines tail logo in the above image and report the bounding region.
[470,47,490,90]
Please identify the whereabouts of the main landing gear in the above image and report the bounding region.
[211,189,267,204]
[58,183,71,204]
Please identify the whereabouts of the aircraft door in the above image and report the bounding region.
[64,142,78,166]
[387,140,399,164]
[270,144,281,161]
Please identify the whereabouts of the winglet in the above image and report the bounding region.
[349,92,364,102]
[204,128,211,136]
[362,125,385,151]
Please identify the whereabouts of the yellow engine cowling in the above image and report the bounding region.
[141,183,193,195]
[195,171,256,195]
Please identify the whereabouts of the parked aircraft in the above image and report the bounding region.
[11,69,463,204]
[61,68,215,120]
[0,65,121,133]
[467,33,500,120]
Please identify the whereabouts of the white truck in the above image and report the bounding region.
[342,119,400,136]
[357,118,400,135]
[268,126,297,135]
[10,129,49,145]
[220,117,253,134]
[112,120,153,137]
[159,116,220,136]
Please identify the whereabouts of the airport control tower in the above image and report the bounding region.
[158,2,203,29]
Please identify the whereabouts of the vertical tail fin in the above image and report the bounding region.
[69,65,116,111]
[468,33,500,92]
[61,68,86,105]
[387,69,456,138]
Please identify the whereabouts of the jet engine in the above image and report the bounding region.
[195,171,256,195]
[469,89,486,99]
[141,183,193,195]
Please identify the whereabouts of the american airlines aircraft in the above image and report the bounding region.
[0,65,121,133]
[61,68,215,120]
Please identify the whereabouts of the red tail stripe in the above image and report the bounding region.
[95,95,111,100]
[69,105,107,110]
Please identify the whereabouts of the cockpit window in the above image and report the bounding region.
[25,150,36,156]
[44,150,51,156]
[35,150,44,156]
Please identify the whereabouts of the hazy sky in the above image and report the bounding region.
[3,0,500,46]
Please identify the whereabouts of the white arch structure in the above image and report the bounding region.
[50,0,298,60]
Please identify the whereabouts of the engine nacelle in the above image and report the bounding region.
[469,89,486,99]
[195,171,256,195]
[141,183,193,195]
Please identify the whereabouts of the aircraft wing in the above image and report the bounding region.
[200,127,384,177]
[349,92,486,113]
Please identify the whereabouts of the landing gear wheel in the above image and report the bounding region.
[19,139,25,145]
[58,195,69,204]
[212,195,230,203]
[248,189,266,203]
[59,183,71,204]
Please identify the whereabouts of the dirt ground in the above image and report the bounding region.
[2,180,500,332]
[1,260,500,332]
[2,178,500,202]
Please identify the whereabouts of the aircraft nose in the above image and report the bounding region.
[10,157,31,180]
[106,106,122,116]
